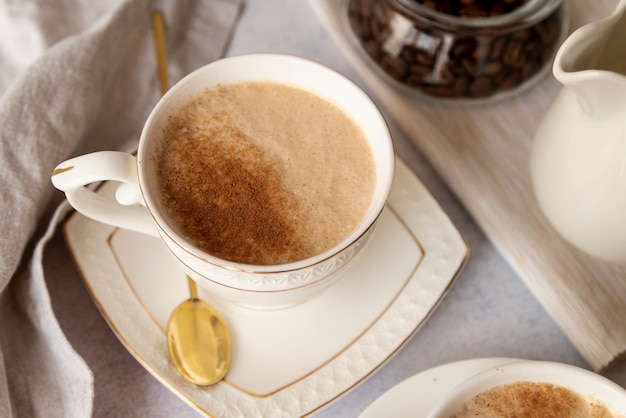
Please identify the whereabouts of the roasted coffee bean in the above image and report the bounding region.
[346,0,564,100]
[379,55,408,80]
[410,63,435,78]
[490,36,507,59]
[462,59,479,77]
[482,60,503,76]
[416,51,435,66]
[469,77,496,97]
[498,72,521,91]
[473,43,491,61]
[503,39,525,68]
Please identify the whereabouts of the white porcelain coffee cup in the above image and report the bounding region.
[51,53,395,308]
[428,360,626,417]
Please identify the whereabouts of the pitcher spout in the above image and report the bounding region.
[553,0,626,117]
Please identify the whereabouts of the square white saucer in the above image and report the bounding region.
[64,157,468,417]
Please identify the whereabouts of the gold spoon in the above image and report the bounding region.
[151,11,231,386]
[167,276,231,386]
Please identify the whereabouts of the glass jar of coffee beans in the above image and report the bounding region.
[345,0,566,103]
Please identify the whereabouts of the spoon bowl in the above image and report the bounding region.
[167,277,231,386]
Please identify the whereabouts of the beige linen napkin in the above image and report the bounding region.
[312,0,626,372]
[0,0,243,416]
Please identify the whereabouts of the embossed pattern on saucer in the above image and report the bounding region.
[63,158,468,417]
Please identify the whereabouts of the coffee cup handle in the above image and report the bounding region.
[51,151,159,237]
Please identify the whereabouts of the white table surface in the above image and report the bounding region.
[45,0,626,416]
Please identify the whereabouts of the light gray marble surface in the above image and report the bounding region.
[46,0,626,416]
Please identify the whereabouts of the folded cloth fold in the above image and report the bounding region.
[0,0,244,416]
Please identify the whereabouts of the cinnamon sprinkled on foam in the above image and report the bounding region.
[155,82,376,265]
[451,381,619,418]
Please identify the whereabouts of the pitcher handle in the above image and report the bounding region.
[51,151,158,237]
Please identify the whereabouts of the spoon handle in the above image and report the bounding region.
[151,11,170,94]
[187,276,199,301]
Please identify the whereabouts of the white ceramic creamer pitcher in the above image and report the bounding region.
[530,0,626,263]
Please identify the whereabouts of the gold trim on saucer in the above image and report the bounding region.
[62,158,469,417]
[106,204,424,399]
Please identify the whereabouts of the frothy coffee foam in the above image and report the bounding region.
[451,381,619,418]
[155,81,376,265]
